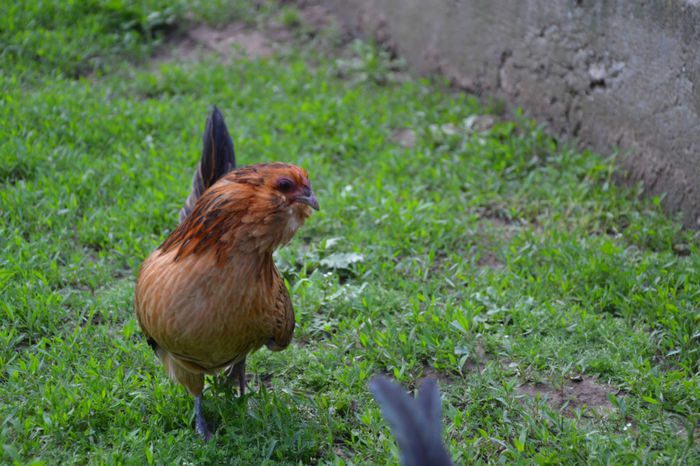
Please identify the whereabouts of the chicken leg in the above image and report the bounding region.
[194,394,213,441]
[225,358,247,396]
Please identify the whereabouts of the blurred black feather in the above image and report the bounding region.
[369,376,453,466]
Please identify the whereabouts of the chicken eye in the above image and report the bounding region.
[276,178,293,193]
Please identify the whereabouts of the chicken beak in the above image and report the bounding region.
[296,190,320,211]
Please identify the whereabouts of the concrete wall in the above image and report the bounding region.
[317,0,700,228]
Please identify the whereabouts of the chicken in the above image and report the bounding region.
[369,376,452,466]
[134,106,319,440]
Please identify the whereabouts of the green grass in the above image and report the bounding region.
[1,1,699,464]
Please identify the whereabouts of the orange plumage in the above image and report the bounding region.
[134,108,318,439]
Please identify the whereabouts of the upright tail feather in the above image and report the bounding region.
[179,105,236,222]
[369,376,453,466]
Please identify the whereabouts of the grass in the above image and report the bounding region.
[1,0,699,464]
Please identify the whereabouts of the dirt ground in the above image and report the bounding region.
[518,377,615,417]
[154,3,342,64]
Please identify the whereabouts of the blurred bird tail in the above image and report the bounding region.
[179,105,236,222]
[369,376,453,466]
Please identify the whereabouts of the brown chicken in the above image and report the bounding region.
[134,107,319,440]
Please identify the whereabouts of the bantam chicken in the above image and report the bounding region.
[134,106,319,440]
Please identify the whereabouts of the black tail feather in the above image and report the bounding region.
[179,105,236,222]
[146,337,159,353]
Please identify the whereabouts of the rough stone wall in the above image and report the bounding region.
[317,0,700,228]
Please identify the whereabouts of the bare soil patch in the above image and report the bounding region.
[476,251,503,268]
[389,128,417,148]
[518,377,616,417]
[154,21,291,64]
[153,3,345,66]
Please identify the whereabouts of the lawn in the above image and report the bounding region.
[1,1,698,464]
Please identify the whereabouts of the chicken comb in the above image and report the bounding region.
[369,376,453,466]
[179,105,236,223]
